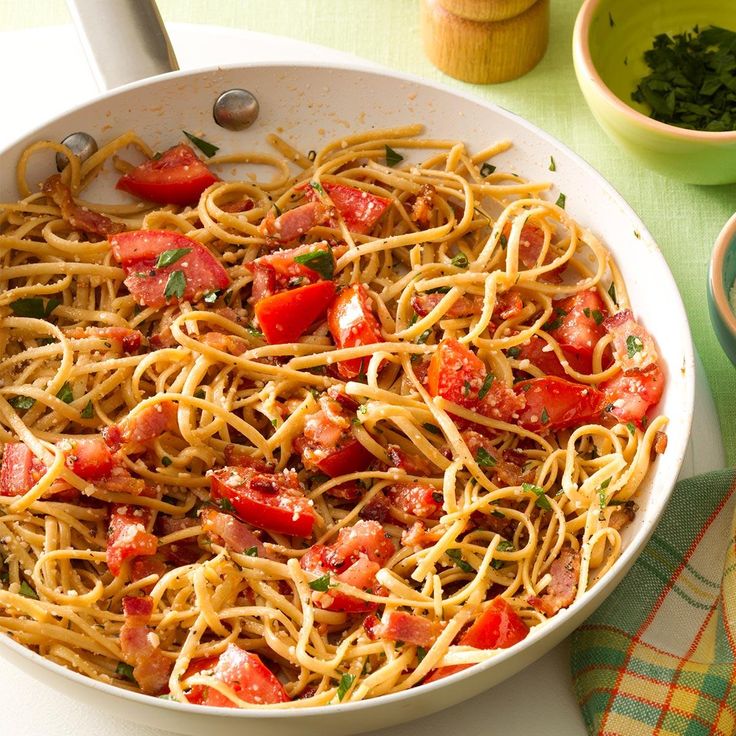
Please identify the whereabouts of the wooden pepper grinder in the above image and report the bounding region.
[421,0,550,84]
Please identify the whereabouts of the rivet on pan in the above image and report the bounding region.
[56,132,99,171]
[213,89,260,131]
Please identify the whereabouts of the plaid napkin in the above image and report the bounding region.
[571,469,736,736]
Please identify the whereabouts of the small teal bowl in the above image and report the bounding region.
[708,214,736,365]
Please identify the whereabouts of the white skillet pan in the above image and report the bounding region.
[0,2,694,735]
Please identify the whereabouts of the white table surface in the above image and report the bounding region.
[0,23,726,736]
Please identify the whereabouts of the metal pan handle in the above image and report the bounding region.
[66,0,179,91]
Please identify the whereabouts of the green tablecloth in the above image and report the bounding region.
[3,0,735,460]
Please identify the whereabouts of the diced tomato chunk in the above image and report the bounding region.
[425,597,528,683]
[110,230,230,309]
[201,644,290,707]
[300,520,394,612]
[514,377,604,432]
[247,242,333,300]
[303,182,391,235]
[107,504,158,576]
[327,284,383,379]
[209,467,315,538]
[62,438,115,480]
[255,280,336,344]
[516,335,568,378]
[427,339,486,409]
[0,443,42,497]
[548,290,608,374]
[183,656,220,704]
[116,144,219,206]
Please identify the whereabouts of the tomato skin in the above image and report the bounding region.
[106,505,158,576]
[255,280,336,344]
[182,656,220,705]
[209,467,315,538]
[110,230,230,308]
[303,182,391,234]
[427,339,485,409]
[116,144,218,206]
[514,377,604,432]
[387,482,443,519]
[601,363,665,425]
[425,597,528,683]
[314,439,373,477]
[549,290,608,374]
[516,335,568,378]
[63,438,114,480]
[201,644,290,707]
[327,284,383,379]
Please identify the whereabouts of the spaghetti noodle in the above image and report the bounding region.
[0,125,667,707]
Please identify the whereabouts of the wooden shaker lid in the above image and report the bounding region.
[421,0,549,84]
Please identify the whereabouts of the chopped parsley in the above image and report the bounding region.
[9,396,35,411]
[309,181,325,196]
[416,646,428,663]
[156,248,191,269]
[626,335,644,357]
[426,286,451,294]
[592,309,604,325]
[480,162,496,177]
[244,546,259,557]
[626,421,637,435]
[183,130,219,157]
[10,297,60,319]
[309,573,336,592]
[293,249,335,279]
[194,388,206,399]
[631,26,736,132]
[337,673,355,701]
[164,270,186,300]
[385,145,403,167]
[81,401,94,419]
[491,540,515,570]
[507,346,521,359]
[116,661,136,682]
[608,282,617,304]
[56,382,74,404]
[555,192,566,209]
[161,456,172,467]
[477,373,494,401]
[416,328,432,345]
[522,482,552,511]
[451,253,469,269]
[463,380,471,396]
[540,407,550,425]
[476,447,497,468]
[549,156,556,172]
[246,324,265,338]
[423,423,442,436]
[218,498,234,512]
[598,478,611,509]
[19,580,39,600]
[447,548,474,573]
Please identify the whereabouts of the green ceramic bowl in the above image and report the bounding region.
[708,214,736,366]
[573,0,736,184]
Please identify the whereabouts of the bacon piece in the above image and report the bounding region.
[410,184,435,227]
[653,430,668,457]
[411,292,483,318]
[401,521,444,548]
[63,326,144,354]
[43,175,124,237]
[130,554,167,583]
[106,504,158,576]
[156,516,201,566]
[103,401,178,453]
[359,495,390,523]
[513,223,563,283]
[364,611,443,647]
[120,595,172,694]
[494,289,524,321]
[258,201,329,243]
[603,309,659,371]
[326,481,363,502]
[386,444,435,476]
[528,546,580,617]
[218,198,254,213]
[387,482,443,519]
[223,445,274,472]
[95,466,147,496]
[461,430,528,486]
[200,331,250,356]
[608,501,637,531]
[200,508,267,557]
